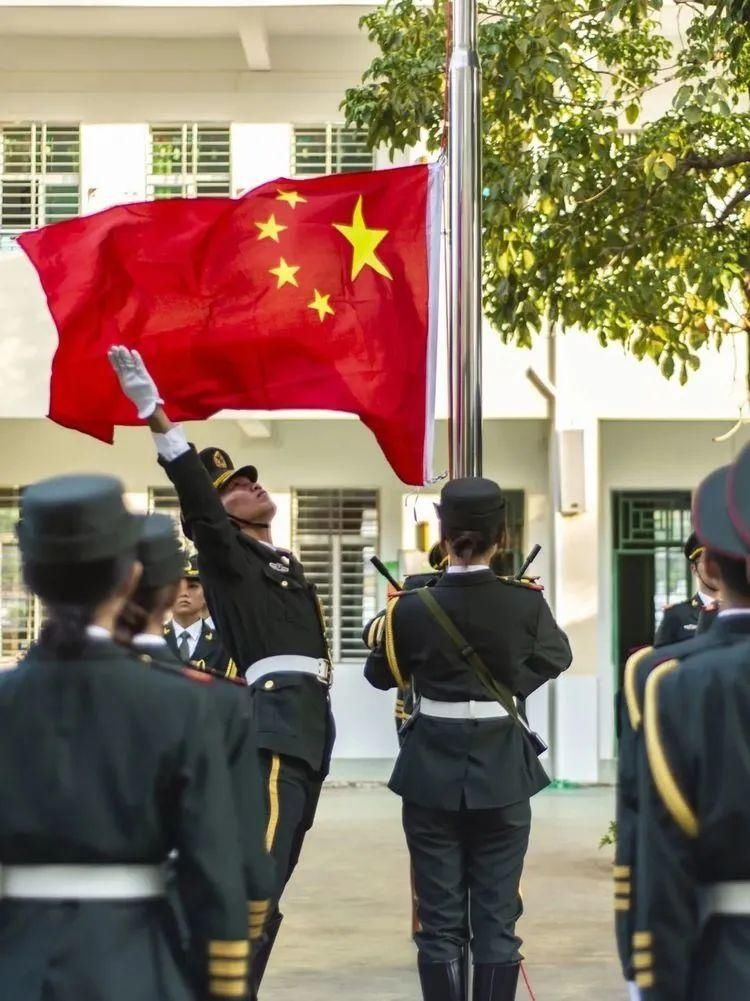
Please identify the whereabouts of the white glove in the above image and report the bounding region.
[108,345,164,420]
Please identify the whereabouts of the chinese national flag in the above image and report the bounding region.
[20,163,441,485]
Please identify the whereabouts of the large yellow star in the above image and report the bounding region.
[308,289,335,323]
[277,189,307,209]
[269,257,300,288]
[333,196,392,281]
[255,214,287,242]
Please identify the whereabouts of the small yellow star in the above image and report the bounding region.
[277,189,307,209]
[333,196,392,281]
[255,214,287,243]
[269,257,300,288]
[308,289,335,322]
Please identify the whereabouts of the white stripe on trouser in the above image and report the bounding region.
[627,982,641,1001]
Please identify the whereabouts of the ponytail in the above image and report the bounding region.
[446,528,494,563]
[39,603,97,658]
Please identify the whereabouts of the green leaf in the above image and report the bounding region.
[673,85,692,111]
[625,103,640,125]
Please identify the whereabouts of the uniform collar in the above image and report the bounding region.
[435,568,497,586]
[445,563,490,574]
[170,618,203,643]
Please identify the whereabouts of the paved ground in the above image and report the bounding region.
[264,784,623,1001]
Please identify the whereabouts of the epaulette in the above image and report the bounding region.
[623,645,654,730]
[364,612,386,650]
[497,575,544,592]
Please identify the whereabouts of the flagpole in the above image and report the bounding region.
[448,0,483,478]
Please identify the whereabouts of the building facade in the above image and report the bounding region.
[1,0,748,781]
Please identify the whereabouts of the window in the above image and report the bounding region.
[292,125,374,177]
[147,486,193,550]
[0,123,80,250]
[0,489,40,662]
[292,489,379,662]
[147,124,231,200]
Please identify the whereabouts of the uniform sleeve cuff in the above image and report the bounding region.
[152,426,189,462]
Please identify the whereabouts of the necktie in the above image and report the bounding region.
[178,631,191,662]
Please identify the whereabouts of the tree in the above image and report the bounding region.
[342,0,750,383]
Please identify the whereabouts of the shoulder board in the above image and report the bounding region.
[497,575,544,592]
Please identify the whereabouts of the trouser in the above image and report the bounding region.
[251,751,323,996]
[403,797,531,964]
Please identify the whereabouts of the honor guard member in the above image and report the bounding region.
[615,576,724,996]
[653,533,720,646]
[109,346,335,999]
[118,515,275,969]
[0,475,249,1001]
[166,555,237,677]
[633,453,750,1001]
[364,478,572,1001]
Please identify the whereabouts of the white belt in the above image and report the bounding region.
[245,655,331,688]
[420,697,508,720]
[702,881,750,918]
[0,864,166,900]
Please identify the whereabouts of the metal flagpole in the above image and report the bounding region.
[448,0,483,478]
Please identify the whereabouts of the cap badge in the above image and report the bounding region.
[213,450,228,470]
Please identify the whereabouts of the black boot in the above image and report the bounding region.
[472,963,520,1001]
[418,956,467,1001]
[249,912,283,1000]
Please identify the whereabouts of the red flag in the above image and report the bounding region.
[20,163,441,486]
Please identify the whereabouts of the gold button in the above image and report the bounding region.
[264,679,275,690]
[281,580,289,588]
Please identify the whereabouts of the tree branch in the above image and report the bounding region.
[684,150,750,171]
[715,186,750,224]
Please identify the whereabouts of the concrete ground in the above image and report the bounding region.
[264,784,622,1001]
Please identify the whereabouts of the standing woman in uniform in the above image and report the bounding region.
[0,474,250,1001]
[364,478,572,1001]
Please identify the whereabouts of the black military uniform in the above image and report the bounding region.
[634,456,750,1000]
[615,618,723,989]
[129,514,275,950]
[364,478,572,1001]
[165,555,237,677]
[154,437,334,997]
[0,475,249,1001]
[653,534,714,647]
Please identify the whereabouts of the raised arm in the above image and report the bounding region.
[109,346,241,572]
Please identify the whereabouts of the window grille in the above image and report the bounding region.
[0,489,40,662]
[147,124,231,200]
[292,125,374,177]
[292,488,379,661]
[0,123,80,250]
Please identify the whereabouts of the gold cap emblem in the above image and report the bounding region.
[213,450,228,470]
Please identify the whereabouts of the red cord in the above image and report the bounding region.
[521,962,538,1001]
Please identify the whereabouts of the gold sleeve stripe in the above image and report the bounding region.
[209,941,250,958]
[249,900,270,914]
[226,659,237,678]
[384,597,407,689]
[635,972,655,989]
[614,899,630,911]
[209,978,247,997]
[644,660,699,838]
[612,865,630,878]
[633,931,653,948]
[624,645,653,730]
[265,753,282,853]
[614,882,630,896]
[633,953,653,970]
[209,960,248,977]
